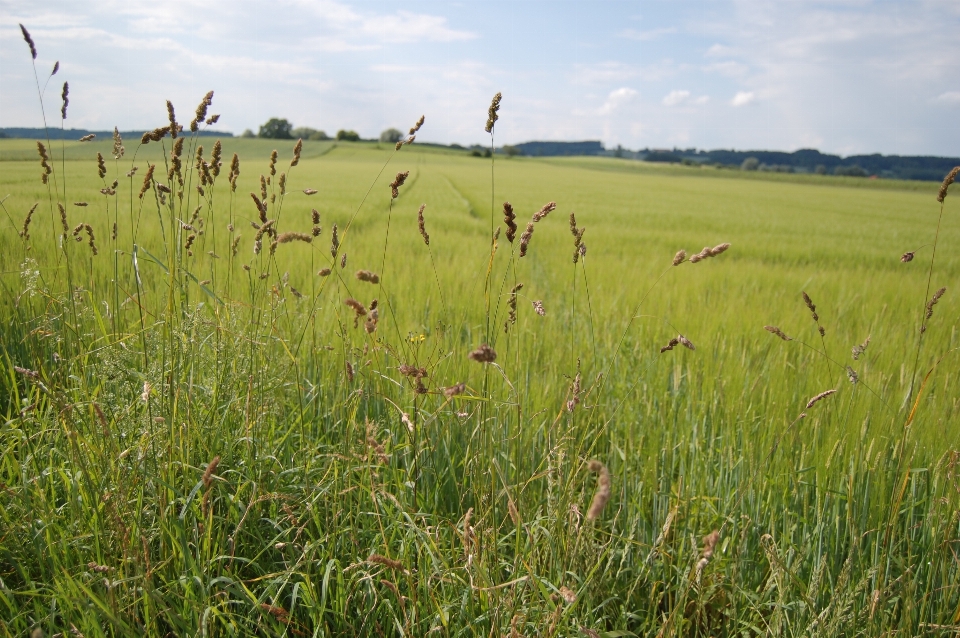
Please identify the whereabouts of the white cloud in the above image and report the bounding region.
[934,91,960,105]
[730,91,755,107]
[599,87,638,115]
[663,90,690,106]
[662,90,709,107]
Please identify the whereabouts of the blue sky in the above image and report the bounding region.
[1,0,959,155]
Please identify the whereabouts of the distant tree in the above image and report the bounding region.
[834,164,867,177]
[379,128,403,144]
[240,129,255,138]
[291,127,317,139]
[259,118,294,139]
[741,157,760,171]
[814,164,827,175]
[336,129,360,142]
[614,144,624,158]
[502,145,520,158]
[644,151,682,163]
[471,149,483,157]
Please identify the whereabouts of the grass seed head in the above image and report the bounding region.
[20,24,37,59]
[79,133,95,142]
[331,223,339,257]
[673,249,687,266]
[937,166,959,203]
[519,222,535,257]
[389,171,409,199]
[291,138,302,166]
[660,337,680,353]
[202,456,220,488]
[368,554,404,571]
[356,270,380,284]
[503,202,517,242]
[318,268,331,277]
[20,203,38,240]
[901,251,915,263]
[805,389,837,409]
[764,325,792,341]
[485,92,502,133]
[532,299,545,316]
[852,336,870,360]
[444,382,465,398]
[586,460,611,520]
[678,334,695,350]
[60,82,68,119]
[417,204,429,245]
[468,343,497,363]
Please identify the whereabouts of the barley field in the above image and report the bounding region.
[1,113,959,637]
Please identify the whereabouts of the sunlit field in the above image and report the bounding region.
[1,124,958,636]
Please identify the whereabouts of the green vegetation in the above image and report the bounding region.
[258,118,294,140]
[0,119,958,635]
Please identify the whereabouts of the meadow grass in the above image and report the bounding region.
[0,114,958,636]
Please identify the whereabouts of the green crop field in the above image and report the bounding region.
[0,129,958,637]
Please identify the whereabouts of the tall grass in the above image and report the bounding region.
[1,27,959,637]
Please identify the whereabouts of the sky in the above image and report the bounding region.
[1,0,959,156]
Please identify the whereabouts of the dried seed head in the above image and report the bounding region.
[805,389,837,409]
[409,115,425,135]
[532,300,545,316]
[389,171,409,199]
[97,153,106,179]
[20,23,37,59]
[202,456,220,488]
[444,382,466,398]
[368,554,403,571]
[921,287,947,333]
[275,231,312,245]
[901,251,915,263]
[485,92,502,133]
[303,188,318,195]
[210,140,221,177]
[399,364,427,379]
[659,337,680,353]
[356,270,380,284]
[673,249,686,266]
[764,325,792,341]
[318,268,331,277]
[60,82,69,120]
[468,343,497,363]
[58,203,68,234]
[503,202,517,242]
[678,334,695,350]
[112,127,124,159]
[846,366,859,384]
[505,282,523,331]
[20,203,38,240]
[340,252,347,268]
[532,201,556,222]
[937,166,959,203]
[79,134,95,142]
[586,460,611,521]
[331,223,339,257]
[291,138,303,166]
[417,204,429,245]
[14,365,40,380]
[519,222,535,257]
[166,100,178,138]
[851,336,870,360]
[191,90,214,132]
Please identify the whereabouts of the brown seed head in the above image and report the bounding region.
[901,251,915,263]
[97,153,106,179]
[532,300,545,316]
[503,202,517,242]
[519,222,535,257]
[673,249,687,266]
[805,389,837,409]
[389,171,409,199]
[191,90,214,132]
[937,166,960,203]
[79,134,95,142]
[586,460,611,521]
[764,325,792,341]
[317,267,331,277]
[532,201,556,222]
[468,343,497,363]
[444,382,466,398]
[356,269,380,284]
[291,138,303,167]
[924,286,947,322]
[368,554,404,571]
[202,456,220,488]
[20,203,38,240]
[331,223,339,257]
[276,231,312,245]
[410,115,425,135]
[60,82,69,119]
[417,204,429,245]
[485,92,502,133]
[678,334,695,350]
